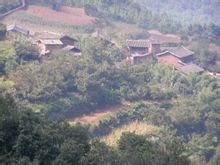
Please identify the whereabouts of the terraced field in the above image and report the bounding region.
[26,5,94,26]
[0,0,18,5]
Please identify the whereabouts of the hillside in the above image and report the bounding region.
[0,0,220,164]
[0,0,18,5]
[135,0,220,25]
[0,0,24,16]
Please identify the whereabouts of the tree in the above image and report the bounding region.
[0,23,6,41]
[0,94,19,159]
[80,140,121,165]
[118,132,157,165]
[13,40,39,64]
[54,139,88,165]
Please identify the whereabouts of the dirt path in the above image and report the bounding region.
[69,101,131,124]
[68,100,161,124]
[76,105,124,123]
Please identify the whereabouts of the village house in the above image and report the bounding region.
[61,45,81,56]
[157,47,194,67]
[157,46,204,74]
[178,64,204,75]
[6,22,81,60]
[126,39,161,64]
[33,32,80,57]
[6,22,30,36]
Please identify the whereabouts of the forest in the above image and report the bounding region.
[0,28,220,164]
[136,0,220,25]
[1,94,192,164]
[0,0,220,164]
[0,0,22,14]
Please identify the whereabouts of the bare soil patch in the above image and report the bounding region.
[72,104,125,124]
[26,5,94,26]
[148,30,181,44]
[209,44,220,53]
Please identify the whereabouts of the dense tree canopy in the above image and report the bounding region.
[0,94,191,164]
[0,0,220,163]
[0,23,6,41]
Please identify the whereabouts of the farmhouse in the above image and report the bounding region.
[170,47,194,63]
[126,39,161,64]
[33,32,79,56]
[157,47,204,74]
[178,64,204,75]
[62,45,81,56]
[6,22,30,36]
[157,51,184,68]
[157,47,194,67]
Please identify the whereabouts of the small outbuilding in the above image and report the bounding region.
[6,23,29,36]
[178,64,204,75]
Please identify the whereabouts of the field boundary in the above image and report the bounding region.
[0,0,25,18]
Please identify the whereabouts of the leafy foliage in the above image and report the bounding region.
[0,23,6,40]
[0,94,190,164]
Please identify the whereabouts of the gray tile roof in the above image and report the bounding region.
[7,23,29,35]
[39,39,63,45]
[170,46,194,58]
[34,32,63,40]
[126,40,151,48]
[178,64,204,75]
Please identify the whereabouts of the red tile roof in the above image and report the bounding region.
[157,53,184,68]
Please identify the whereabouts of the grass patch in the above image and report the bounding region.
[100,121,160,147]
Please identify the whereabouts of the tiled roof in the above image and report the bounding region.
[178,64,204,75]
[34,32,63,40]
[126,40,151,48]
[62,45,75,51]
[157,53,184,68]
[7,23,29,35]
[170,47,194,58]
[131,52,151,58]
[156,51,170,56]
[149,39,161,44]
[39,39,63,45]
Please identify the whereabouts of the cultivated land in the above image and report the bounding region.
[0,0,18,5]
[26,5,94,26]
[148,30,181,44]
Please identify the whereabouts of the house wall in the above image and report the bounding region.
[179,55,194,63]
[60,36,76,46]
[133,55,150,64]
[46,45,63,52]
[149,44,161,54]
[130,47,148,53]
